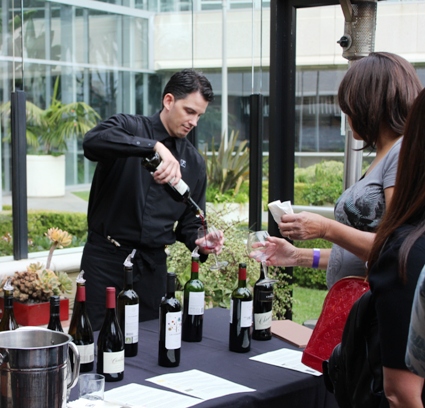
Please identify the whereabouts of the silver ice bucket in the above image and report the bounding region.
[0,328,80,408]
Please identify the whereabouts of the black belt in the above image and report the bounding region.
[87,230,165,253]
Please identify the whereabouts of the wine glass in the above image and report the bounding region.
[197,226,228,270]
[247,231,277,285]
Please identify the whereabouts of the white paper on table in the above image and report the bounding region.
[268,200,294,225]
[146,369,256,400]
[249,348,322,376]
[67,399,133,408]
[68,383,201,408]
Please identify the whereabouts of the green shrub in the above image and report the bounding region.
[294,161,344,206]
[0,210,87,256]
[167,206,292,319]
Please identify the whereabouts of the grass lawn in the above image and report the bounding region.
[73,191,90,201]
[291,286,327,324]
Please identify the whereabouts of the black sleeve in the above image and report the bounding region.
[370,235,425,369]
[83,114,157,162]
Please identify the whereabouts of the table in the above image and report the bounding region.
[70,308,338,408]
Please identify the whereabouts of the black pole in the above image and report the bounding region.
[249,93,264,231]
[268,0,340,319]
[11,90,28,259]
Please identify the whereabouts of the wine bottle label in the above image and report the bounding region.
[254,310,272,330]
[188,291,205,315]
[165,311,182,350]
[124,304,139,344]
[76,343,95,364]
[103,350,125,374]
[230,300,253,328]
[241,300,253,327]
[174,179,189,196]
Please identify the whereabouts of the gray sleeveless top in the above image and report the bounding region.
[326,138,402,288]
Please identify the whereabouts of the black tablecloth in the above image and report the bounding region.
[70,308,338,408]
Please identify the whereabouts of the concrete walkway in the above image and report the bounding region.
[2,185,89,213]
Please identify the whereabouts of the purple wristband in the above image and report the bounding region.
[312,248,320,269]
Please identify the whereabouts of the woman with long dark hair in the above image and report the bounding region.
[260,52,423,289]
[366,88,425,407]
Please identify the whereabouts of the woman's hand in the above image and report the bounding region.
[251,236,299,267]
[153,142,181,186]
[278,211,330,241]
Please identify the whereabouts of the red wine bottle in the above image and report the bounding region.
[68,281,95,372]
[117,251,139,357]
[141,152,203,217]
[158,272,182,367]
[97,287,125,382]
[0,279,18,332]
[182,255,204,342]
[229,263,252,353]
[47,295,64,332]
[252,264,274,341]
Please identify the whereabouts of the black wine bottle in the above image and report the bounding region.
[229,263,253,353]
[252,264,274,341]
[182,254,204,342]
[97,287,125,382]
[0,279,18,332]
[141,152,204,218]
[158,272,182,367]
[117,251,139,357]
[47,295,64,332]
[68,276,95,372]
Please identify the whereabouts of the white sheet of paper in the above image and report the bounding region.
[103,383,201,408]
[146,369,256,400]
[268,200,294,224]
[249,348,322,376]
[67,399,133,408]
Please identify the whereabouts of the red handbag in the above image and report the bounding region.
[301,276,370,373]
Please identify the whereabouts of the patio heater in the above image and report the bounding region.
[337,0,377,189]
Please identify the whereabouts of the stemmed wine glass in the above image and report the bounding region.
[197,226,228,270]
[247,230,277,285]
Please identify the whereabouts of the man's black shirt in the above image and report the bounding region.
[83,111,206,251]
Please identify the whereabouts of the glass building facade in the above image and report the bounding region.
[1,0,425,193]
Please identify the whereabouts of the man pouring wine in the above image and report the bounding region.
[81,69,224,330]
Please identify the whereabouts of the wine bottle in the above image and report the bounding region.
[141,152,204,218]
[68,272,95,372]
[97,287,125,382]
[117,250,139,357]
[47,295,64,332]
[229,263,253,353]
[182,254,204,342]
[158,272,182,367]
[0,279,18,332]
[252,264,274,341]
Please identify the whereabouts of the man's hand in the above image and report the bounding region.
[153,142,181,186]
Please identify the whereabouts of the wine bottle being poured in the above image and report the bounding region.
[141,152,204,219]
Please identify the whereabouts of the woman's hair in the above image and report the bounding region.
[368,88,425,280]
[338,52,422,150]
[162,69,214,105]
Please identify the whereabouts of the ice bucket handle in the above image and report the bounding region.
[67,342,80,390]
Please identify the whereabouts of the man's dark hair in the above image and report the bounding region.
[162,69,214,105]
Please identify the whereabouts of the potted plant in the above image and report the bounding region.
[0,227,74,326]
[0,78,100,197]
[201,130,250,222]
